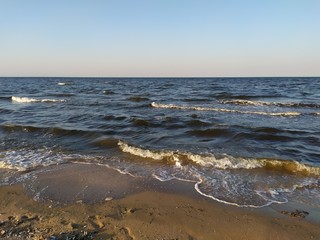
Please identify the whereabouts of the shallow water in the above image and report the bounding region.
[0,77,319,207]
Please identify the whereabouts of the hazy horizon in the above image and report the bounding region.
[1,0,319,77]
[1,76,319,78]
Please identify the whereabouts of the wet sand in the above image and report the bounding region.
[0,163,319,239]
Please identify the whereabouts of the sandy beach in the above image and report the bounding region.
[0,163,319,240]
[2,0,320,238]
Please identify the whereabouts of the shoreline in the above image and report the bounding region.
[0,163,319,239]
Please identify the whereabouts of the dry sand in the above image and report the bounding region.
[0,163,319,240]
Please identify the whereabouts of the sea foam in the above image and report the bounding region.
[12,96,65,103]
[118,141,320,175]
[0,149,66,171]
[151,102,301,117]
[220,99,320,108]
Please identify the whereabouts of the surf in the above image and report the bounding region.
[151,102,301,117]
[11,96,65,103]
[118,141,320,176]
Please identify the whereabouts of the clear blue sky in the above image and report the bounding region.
[0,0,319,77]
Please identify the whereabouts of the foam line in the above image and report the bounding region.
[12,96,65,103]
[118,141,320,175]
[151,102,301,117]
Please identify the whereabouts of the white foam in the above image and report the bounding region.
[0,161,26,171]
[12,96,38,103]
[221,99,319,109]
[57,82,66,86]
[260,158,320,175]
[254,179,319,206]
[118,141,261,169]
[220,99,285,107]
[151,102,301,117]
[152,172,176,182]
[118,141,172,160]
[194,180,276,208]
[12,96,65,103]
[71,161,138,178]
[1,144,318,208]
[188,154,262,169]
[0,149,67,171]
[118,141,320,175]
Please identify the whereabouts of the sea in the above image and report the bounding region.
[0,77,319,208]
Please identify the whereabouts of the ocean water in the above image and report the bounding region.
[0,77,319,207]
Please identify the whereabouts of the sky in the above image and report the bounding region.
[0,0,319,77]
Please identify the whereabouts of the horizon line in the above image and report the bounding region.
[0,76,319,79]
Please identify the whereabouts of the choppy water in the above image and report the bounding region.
[0,77,319,207]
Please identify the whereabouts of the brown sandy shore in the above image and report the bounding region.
[0,163,319,240]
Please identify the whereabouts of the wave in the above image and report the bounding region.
[151,102,301,117]
[243,126,320,137]
[186,125,318,144]
[0,124,101,140]
[253,127,290,134]
[220,99,320,108]
[193,181,280,208]
[0,149,67,171]
[57,81,74,86]
[0,96,12,101]
[12,96,65,103]
[131,118,150,127]
[118,141,320,176]
[128,96,149,102]
[103,115,127,121]
[233,132,294,142]
[102,90,115,95]
[187,128,232,137]
[1,124,43,133]
[186,119,212,127]
[214,93,283,100]
[47,93,75,97]
[68,157,320,208]
[194,176,319,208]
[0,108,13,114]
[92,138,119,148]
[183,98,210,102]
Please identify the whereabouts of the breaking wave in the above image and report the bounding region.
[0,149,67,171]
[118,141,320,176]
[151,102,301,117]
[117,141,320,207]
[12,96,65,103]
[221,99,320,108]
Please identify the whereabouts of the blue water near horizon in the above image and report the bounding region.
[0,77,319,207]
